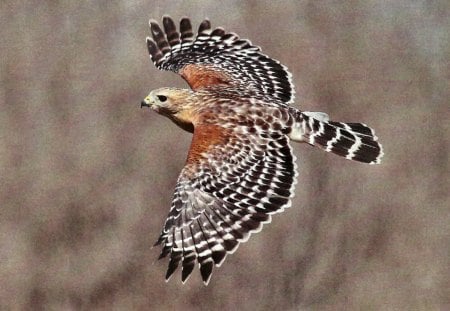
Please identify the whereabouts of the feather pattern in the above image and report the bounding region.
[143,16,384,285]
[146,16,295,105]
[289,108,384,164]
[153,99,297,284]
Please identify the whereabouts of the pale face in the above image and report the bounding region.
[141,87,179,114]
[141,87,198,130]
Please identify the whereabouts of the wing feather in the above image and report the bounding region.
[162,15,180,47]
[154,110,297,284]
[146,16,295,104]
[180,17,194,42]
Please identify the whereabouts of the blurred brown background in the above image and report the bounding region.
[1,1,449,310]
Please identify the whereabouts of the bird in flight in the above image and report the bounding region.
[141,16,383,285]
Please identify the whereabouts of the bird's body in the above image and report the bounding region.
[141,16,383,285]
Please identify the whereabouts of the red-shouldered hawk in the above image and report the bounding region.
[141,16,383,285]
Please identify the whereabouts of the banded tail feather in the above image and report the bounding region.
[289,109,383,164]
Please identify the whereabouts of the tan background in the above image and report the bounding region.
[1,1,449,309]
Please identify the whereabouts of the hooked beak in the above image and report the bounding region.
[140,100,150,109]
[141,95,152,109]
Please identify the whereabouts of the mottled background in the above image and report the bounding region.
[1,0,449,310]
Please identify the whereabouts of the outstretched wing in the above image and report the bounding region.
[146,16,295,105]
[154,116,297,284]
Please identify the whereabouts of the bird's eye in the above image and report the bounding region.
[157,95,167,102]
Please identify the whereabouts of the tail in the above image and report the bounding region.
[289,110,384,164]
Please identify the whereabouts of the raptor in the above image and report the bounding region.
[141,16,383,285]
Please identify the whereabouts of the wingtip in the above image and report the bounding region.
[165,266,175,282]
[202,274,212,286]
[162,15,175,28]
[199,261,213,285]
[165,264,178,281]
[148,19,158,27]
[181,267,194,284]
[198,19,212,34]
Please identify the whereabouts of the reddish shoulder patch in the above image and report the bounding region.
[180,64,232,90]
[186,124,231,165]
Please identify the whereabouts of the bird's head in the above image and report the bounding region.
[141,87,198,131]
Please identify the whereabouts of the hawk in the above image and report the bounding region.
[141,16,383,285]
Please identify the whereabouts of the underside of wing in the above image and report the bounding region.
[146,16,295,105]
[153,119,297,284]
